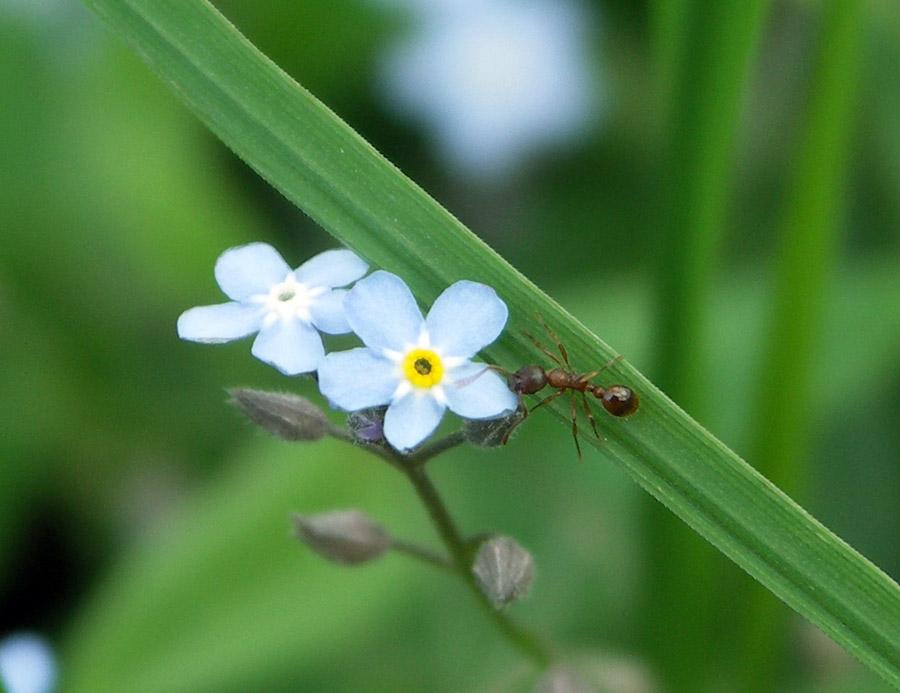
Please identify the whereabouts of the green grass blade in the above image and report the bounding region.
[647,1,771,686]
[77,0,900,685]
[737,1,865,685]
[651,0,771,413]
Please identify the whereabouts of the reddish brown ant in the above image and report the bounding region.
[502,313,638,459]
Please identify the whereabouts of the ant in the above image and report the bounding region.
[501,312,638,460]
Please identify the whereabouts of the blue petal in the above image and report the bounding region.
[383,392,446,451]
[293,249,368,288]
[214,243,291,301]
[309,289,351,335]
[344,271,424,351]
[177,302,263,343]
[445,363,518,418]
[250,318,324,375]
[318,348,399,410]
[426,281,508,358]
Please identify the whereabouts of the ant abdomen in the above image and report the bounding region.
[596,385,639,418]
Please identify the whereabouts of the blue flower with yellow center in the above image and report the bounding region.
[317,271,517,452]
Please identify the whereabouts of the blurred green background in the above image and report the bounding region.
[1,0,899,690]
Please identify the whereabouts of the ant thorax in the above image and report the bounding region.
[544,368,571,390]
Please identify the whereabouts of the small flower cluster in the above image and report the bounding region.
[179,243,517,451]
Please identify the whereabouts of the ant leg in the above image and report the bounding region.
[502,387,566,447]
[527,388,566,414]
[596,354,624,374]
[534,311,571,368]
[578,370,601,385]
[521,329,564,367]
[452,365,492,390]
[575,355,626,388]
[502,389,566,446]
[569,393,583,462]
[454,362,529,390]
[500,392,529,445]
[580,392,602,443]
[523,388,588,461]
[487,364,514,377]
[522,389,578,458]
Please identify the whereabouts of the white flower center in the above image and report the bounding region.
[258,276,324,325]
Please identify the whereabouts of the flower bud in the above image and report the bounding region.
[462,409,525,448]
[536,654,656,693]
[229,389,330,442]
[472,535,534,606]
[346,406,388,444]
[291,510,392,565]
[533,667,594,693]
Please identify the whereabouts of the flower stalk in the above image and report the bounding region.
[400,460,552,668]
[323,417,552,668]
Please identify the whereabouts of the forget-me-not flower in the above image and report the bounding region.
[378,0,599,178]
[0,633,56,693]
[177,243,368,375]
[317,271,518,451]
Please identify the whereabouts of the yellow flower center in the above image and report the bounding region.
[402,349,444,389]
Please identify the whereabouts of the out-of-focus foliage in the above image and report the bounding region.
[1,0,899,691]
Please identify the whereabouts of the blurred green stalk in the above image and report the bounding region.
[733,1,864,687]
[647,1,770,689]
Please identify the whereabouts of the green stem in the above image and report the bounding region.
[401,464,553,669]
[391,539,454,573]
[326,423,406,471]
[407,431,468,468]
[327,425,467,470]
[330,425,552,668]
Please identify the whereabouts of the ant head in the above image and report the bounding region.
[507,365,547,395]
[598,385,639,417]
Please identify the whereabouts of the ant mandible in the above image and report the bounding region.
[502,312,638,460]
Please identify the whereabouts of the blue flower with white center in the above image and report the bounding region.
[177,243,368,376]
[318,271,518,452]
